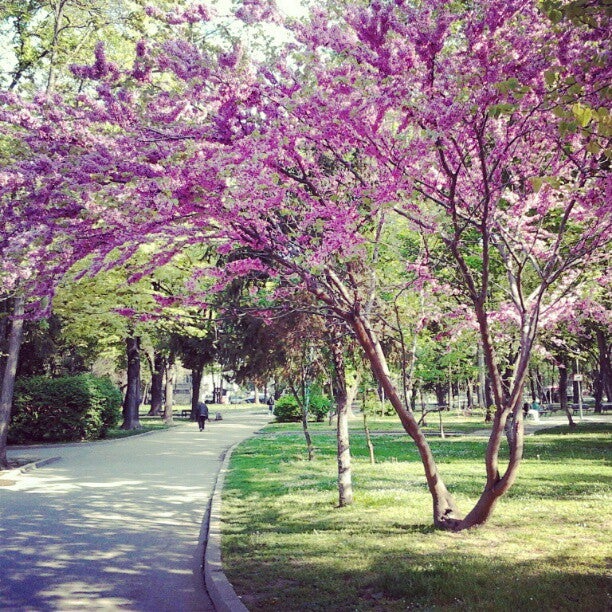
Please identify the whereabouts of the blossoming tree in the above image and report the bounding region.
[1,0,610,528]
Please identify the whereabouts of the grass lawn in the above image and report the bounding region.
[221,417,611,611]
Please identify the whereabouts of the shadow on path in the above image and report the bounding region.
[1,410,270,611]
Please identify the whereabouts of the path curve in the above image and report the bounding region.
[1,408,270,611]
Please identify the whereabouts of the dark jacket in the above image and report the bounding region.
[197,402,209,418]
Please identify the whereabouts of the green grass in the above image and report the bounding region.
[222,418,612,611]
[268,410,492,434]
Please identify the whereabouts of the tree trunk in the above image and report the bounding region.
[434,383,446,407]
[330,339,353,507]
[558,364,576,428]
[595,329,611,411]
[290,381,315,461]
[0,297,25,468]
[190,365,204,420]
[0,298,11,381]
[148,351,166,416]
[301,405,314,461]
[140,382,149,411]
[484,376,494,422]
[336,390,353,507]
[459,398,526,528]
[363,411,375,465]
[46,0,66,93]
[350,307,530,531]
[349,312,461,529]
[477,342,486,408]
[163,355,176,423]
[346,372,361,418]
[121,335,142,430]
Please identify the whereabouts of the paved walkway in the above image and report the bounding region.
[1,408,271,611]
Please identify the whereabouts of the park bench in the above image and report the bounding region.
[572,405,593,416]
[538,405,563,417]
[180,409,190,418]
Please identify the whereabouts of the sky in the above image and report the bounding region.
[214,0,309,18]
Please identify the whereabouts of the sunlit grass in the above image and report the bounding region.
[222,419,611,611]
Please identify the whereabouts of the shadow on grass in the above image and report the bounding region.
[228,544,609,611]
[224,424,611,611]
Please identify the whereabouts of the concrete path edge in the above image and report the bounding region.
[2,456,61,477]
[203,441,249,612]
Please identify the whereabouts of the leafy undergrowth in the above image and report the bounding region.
[222,419,611,611]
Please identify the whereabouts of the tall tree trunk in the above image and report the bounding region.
[363,411,375,465]
[163,354,176,424]
[484,376,494,422]
[121,335,142,430]
[595,329,611,411]
[148,351,166,416]
[0,297,25,468]
[291,381,314,461]
[46,0,67,93]
[434,383,446,407]
[330,340,353,507]
[336,387,352,507]
[0,298,11,380]
[477,342,486,408]
[345,372,361,418]
[301,405,314,461]
[558,363,576,428]
[190,365,204,420]
[529,369,537,401]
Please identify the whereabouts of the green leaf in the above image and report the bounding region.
[544,70,557,87]
[586,141,601,155]
[572,103,593,128]
[530,177,544,193]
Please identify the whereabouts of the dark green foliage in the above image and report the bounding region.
[273,395,301,422]
[9,374,122,443]
[273,393,332,422]
[309,393,332,422]
[17,315,97,377]
[91,376,123,436]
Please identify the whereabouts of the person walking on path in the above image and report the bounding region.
[197,400,209,430]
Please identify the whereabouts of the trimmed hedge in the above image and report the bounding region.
[9,374,122,444]
[273,393,332,423]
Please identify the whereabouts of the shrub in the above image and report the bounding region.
[9,374,122,444]
[273,393,332,423]
[273,395,301,422]
[90,376,123,436]
[309,393,332,422]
